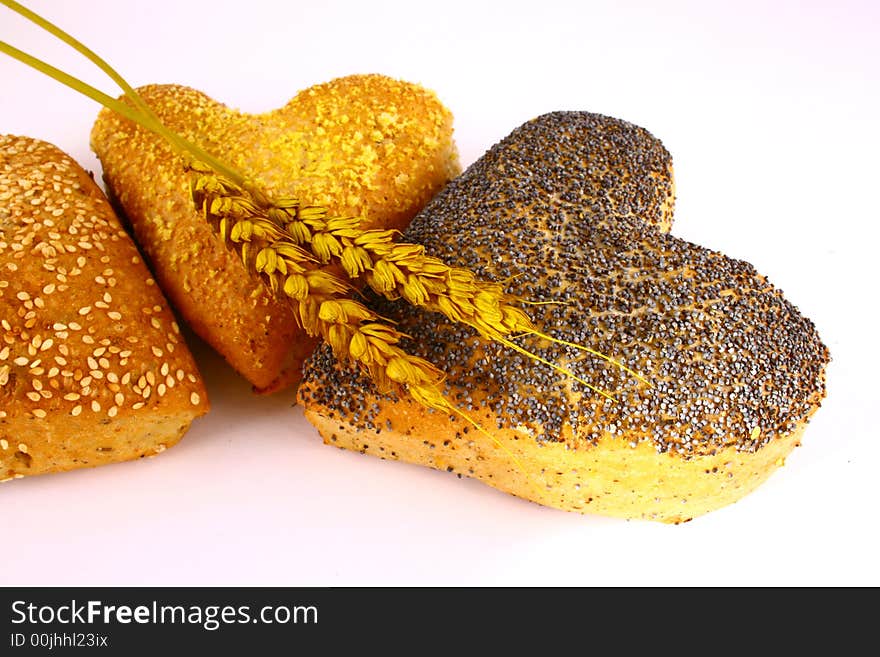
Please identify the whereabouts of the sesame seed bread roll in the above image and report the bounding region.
[91,74,460,393]
[0,135,209,481]
[297,112,829,523]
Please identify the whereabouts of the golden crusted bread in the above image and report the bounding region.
[91,74,460,393]
[0,135,209,481]
[298,112,829,522]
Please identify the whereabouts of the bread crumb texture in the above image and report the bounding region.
[91,74,460,392]
[298,112,830,522]
[0,135,209,481]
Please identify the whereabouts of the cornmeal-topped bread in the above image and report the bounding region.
[92,74,460,392]
[298,112,829,522]
[0,135,208,480]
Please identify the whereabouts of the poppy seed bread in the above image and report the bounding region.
[297,112,829,522]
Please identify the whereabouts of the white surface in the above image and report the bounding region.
[1,0,877,586]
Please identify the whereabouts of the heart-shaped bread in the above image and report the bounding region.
[298,112,829,522]
[1,135,208,480]
[91,74,459,392]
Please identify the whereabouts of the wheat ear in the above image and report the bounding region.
[190,169,531,471]
[258,201,640,398]
[190,169,453,403]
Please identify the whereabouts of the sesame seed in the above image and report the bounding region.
[190,392,201,405]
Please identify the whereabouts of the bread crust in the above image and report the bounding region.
[304,396,812,523]
[91,74,460,392]
[0,135,209,480]
[298,112,829,522]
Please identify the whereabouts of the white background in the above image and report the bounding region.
[1,0,877,586]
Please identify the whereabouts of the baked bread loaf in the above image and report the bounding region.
[298,112,830,522]
[91,74,460,393]
[0,135,209,481]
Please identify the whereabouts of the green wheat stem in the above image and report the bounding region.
[1,0,149,108]
[0,41,146,125]
[0,0,246,184]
